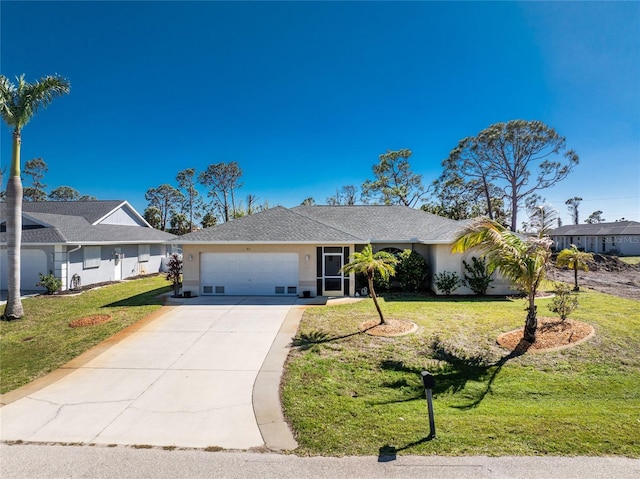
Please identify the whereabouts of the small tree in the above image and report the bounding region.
[433,271,461,295]
[556,244,593,291]
[36,271,62,295]
[165,253,183,297]
[396,249,428,292]
[341,244,398,325]
[548,283,578,321]
[462,256,494,295]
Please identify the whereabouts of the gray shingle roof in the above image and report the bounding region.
[178,205,466,244]
[551,221,640,236]
[0,201,176,244]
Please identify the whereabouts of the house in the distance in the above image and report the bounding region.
[176,205,517,297]
[0,200,176,293]
[551,221,640,256]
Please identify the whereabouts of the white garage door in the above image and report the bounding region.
[200,253,299,296]
[0,248,48,292]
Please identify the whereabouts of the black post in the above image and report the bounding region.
[421,371,436,438]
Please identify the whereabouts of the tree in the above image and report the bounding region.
[361,149,428,207]
[0,74,70,320]
[49,185,80,201]
[585,210,605,224]
[78,194,98,201]
[301,197,315,206]
[143,206,162,230]
[145,184,184,231]
[23,157,48,201]
[201,211,218,229]
[327,185,358,206]
[565,196,582,225]
[168,212,191,235]
[165,253,183,297]
[446,120,579,231]
[452,218,553,343]
[176,168,200,233]
[556,244,594,291]
[521,197,559,234]
[198,161,243,222]
[340,244,398,325]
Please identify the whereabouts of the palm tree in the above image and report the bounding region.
[556,244,594,291]
[341,244,398,325]
[0,74,70,320]
[452,218,552,343]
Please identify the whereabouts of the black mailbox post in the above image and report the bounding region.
[421,371,436,438]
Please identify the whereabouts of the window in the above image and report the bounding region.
[83,246,101,269]
[138,244,150,262]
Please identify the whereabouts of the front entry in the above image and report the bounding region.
[317,246,350,296]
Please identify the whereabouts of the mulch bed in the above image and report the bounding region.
[69,315,113,328]
[359,318,418,337]
[497,317,595,352]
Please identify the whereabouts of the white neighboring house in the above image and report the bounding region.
[176,205,518,297]
[0,200,177,293]
[551,221,640,256]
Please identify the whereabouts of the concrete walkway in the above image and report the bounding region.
[0,296,302,450]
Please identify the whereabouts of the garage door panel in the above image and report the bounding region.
[0,248,48,292]
[201,253,298,296]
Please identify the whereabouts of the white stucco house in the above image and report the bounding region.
[551,221,640,256]
[0,200,176,293]
[176,205,517,297]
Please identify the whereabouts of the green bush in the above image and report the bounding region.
[396,249,429,292]
[462,256,494,295]
[433,271,461,295]
[36,271,62,295]
[548,282,579,321]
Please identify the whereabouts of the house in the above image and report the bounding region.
[551,221,640,256]
[0,200,177,292]
[176,205,517,297]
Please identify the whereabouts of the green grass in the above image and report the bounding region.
[619,256,640,265]
[0,275,171,393]
[282,290,640,457]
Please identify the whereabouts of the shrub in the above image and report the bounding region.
[165,253,183,297]
[433,271,461,295]
[547,282,579,321]
[36,271,62,295]
[396,249,429,292]
[462,256,494,295]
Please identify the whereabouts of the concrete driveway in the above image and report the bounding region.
[0,296,302,450]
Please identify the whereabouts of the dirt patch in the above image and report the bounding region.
[549,254,640,301]
[359,318,418,337]
[69,315,113,328]
[497,317,595,352]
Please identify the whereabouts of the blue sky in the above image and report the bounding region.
[1,1,639,225]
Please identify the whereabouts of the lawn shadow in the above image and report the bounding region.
[103,287,171,308]
[378,434,435,462]
[374,337,530,409]
[382,292,513,304]
[291,323,378,350]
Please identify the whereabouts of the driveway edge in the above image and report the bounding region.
[253,305,303,451]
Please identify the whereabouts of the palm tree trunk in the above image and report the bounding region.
[367,275,386,325]
[573,265,579,291]
[523,295,537,343]
[3,131,25,320]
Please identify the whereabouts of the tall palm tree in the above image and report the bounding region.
[556,244,594,291]
[341,244,398,325]
[452,218,553,343]
[0,74,70,320]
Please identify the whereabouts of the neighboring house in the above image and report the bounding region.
[551,221,640,256]
[177,205,517,297]
[0,201,177,292]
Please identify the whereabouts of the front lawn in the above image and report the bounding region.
[0,275,171,394]
[282,290,640,457]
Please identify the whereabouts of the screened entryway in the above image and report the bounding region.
[316,246,350,296]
